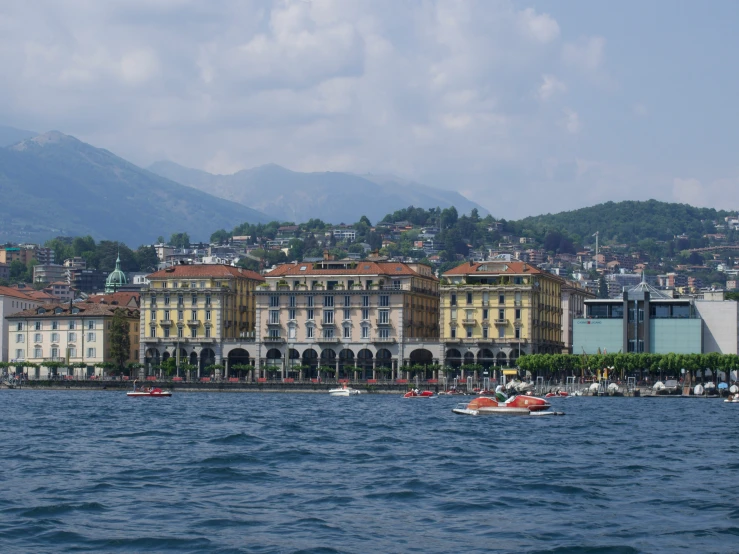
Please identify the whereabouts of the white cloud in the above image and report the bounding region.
[563,108,581,133]
[538,74,566,101]
[563,36,605,71]
[517,8,560,43]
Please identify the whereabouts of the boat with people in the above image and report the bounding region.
[545,390,569,398]
[127,380,172,398]
[452,386,563,416]
[328,385,361,396]
[403,389,434,398]
[724,393,739,403]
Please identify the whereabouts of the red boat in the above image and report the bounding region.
[404,390,434,398]
[545,391,569,398]
[127,387,172,398]
[452,395,563,416]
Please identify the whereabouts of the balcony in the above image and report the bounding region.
[187,319,201,326]
[372,337,397,343]
[159,320,173,326]
[494,319,508,325]
[375,319,392,326]
[267,320,281,327]
[481,300,489,307]
[514,319,523,327]
[262,336,285,343]
[514,300,523,307]
[461,318,477,325]
[317,336,340,343]
[444,337,462,344]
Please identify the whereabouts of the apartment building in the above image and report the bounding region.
[5,302,140,378]
[139,264,264,374]
[561,282,596,354]
[255,256,439,379]
[0,286,44,362]
[0,245,54,265]
[441,261,564,368]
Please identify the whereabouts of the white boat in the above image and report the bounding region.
[328,385,361,396]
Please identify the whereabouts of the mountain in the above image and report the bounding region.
[148,161,489,224]
[510,199,734,245]
[0,125,36,147]
[0,131,271,244]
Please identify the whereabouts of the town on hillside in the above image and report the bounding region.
[2,203,739,383]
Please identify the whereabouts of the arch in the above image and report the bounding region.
[478,349,494,369]
[162,351,171,362]
[320,348,337,365]
[463,352,475,366]
[339,349,355,371]
[357,348,373,371]
[200,347,216,370]
[288,348,300,368]
[228,348,250,367]
[509,350,520,366]
[145,348,161,366]
[446,348,462,368]
[302,348,318,369]
[409,348,433,366]
[496,351,508,366]
[376,348,392,368]
[265,348,282,367]
[189,352,198,366]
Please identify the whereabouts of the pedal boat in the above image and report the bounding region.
[127,387,172,398]
[403,390,434,398]
[452,395,563,416]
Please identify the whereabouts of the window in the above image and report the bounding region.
[87,348,96,357]
[322,328,334,339]
[269,328,280,338]
[451,294,457,306]
[205,294,211,306]
[16,322,22,331]
[344,295,351,306]
[69,321,75,330]
[51,333,59,343]
[164,310,170,321]
[451,308,457,320]
[200,281,205,289]
[270,295,279,307]
[270,310,280,324]
[178,294,184,306]
[466,292,472,305]
[164,327,170,338]
[16,349,25,359]
[191,328,197,338]
[378,310,389,324]
[16,334,24,343]
[451,327,456,338]
[205,327,211,338]
[88,321,94,330]
[178,310,184,321]
[150,294,156,306]
[499,294,505,305]
[34,333,41,343]
[307,326,314,339]
[87,332,96,342]
[361,308,369,321]
[483,308,489,320]
[151,310,156,321]
[69,347,76,358]
[515,328,521,339]
[34,347,42,358]
[361,326,369,339]
[466,327,473,338]
[323,310,334,324]
[483,326,489,339]
[289,295,296,308]
[498,327,505,339]
[343,326,351,339]
[35,321,41,331]
[69,332,76,342]
[498,309,505,320]
[466,309,474,321]
[289,309,296,321]
[379,295,389,307]
[162,282,167,289]
[343,308,350,321]
[362,295,369,307]
[164,294,170,305]
[191,310,197,321]
[288,326,296,339]
[308,296,314,308]
[379,328,390,339]
[393,280,401,290]
[515,309,521,320]
[307,309,314,321]
[206,310,211,321]
[324,296,334,307]
[215,281,222,288]
[150,326,156,338]
[52,321,58,330]
[177,326,183,338]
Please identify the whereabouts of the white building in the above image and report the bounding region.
[695,292,739,355]
[0,286,44,362]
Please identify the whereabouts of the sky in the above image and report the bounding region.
[1,0,738,219]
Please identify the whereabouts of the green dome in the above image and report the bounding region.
[105,252,128,292]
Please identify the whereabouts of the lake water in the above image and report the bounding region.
[0,391,737,553]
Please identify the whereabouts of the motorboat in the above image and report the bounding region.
[403,389,434,398]
[452,394,564,416]
[725,393,739,403]
[328,385,361,397]
[127,387,172,398]
[545,391,569,398]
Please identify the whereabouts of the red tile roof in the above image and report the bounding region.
[147,264,264,281]
[85,292,140,307]
[443,261,550,277]
[6,303,139,319]
[0,286,38,301]
[267,261,436,280]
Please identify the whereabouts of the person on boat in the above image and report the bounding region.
[495,384,508,403]
[133,379,138,392]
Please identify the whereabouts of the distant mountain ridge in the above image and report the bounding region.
[148,161,488,224]
[0,125,36,147]
[0,131,271,244]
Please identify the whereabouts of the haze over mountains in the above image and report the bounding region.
[0,129,271,245]
[148,161,488,225]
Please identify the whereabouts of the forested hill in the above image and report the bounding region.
[509,200,734,245]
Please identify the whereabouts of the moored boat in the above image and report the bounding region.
[329,385,361,396]
[127,379,172,397]
[452,394,564,416]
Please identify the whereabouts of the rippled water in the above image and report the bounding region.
[0,391,737,553]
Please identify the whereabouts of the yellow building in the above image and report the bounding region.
[139,264,264,374]
[440,260,563,367]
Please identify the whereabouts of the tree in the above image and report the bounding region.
[598,276,609,299]
[135,245,159,272]
[210,229,230,244]
[169,232,190,248]
[109,310,131,371]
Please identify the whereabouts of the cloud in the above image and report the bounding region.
[562,108,580,133]
[517,8,560,43]
[538,74,566,101]
[672,177,739,209]
[563,36,605,71]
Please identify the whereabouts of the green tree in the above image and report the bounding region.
[135,245,159,272]
[210,229,231,244]
[109,310,131,371]
[597,276,609,299]
[8,260,27,283]
[169,232,190,248]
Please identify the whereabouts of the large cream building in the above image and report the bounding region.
[5,302,140,378]
[254,256,439,379]
[139,264,264,375]
[440,261,564,367]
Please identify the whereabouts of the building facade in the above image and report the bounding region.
[139,264,264,374]
[561,282,596,354]
[254,257,439,378]
[0,286,44,362]
[440,261,564,368]
[5,303,140,378]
